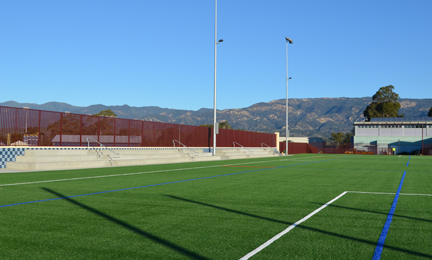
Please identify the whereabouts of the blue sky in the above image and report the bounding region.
[1,0,431,110]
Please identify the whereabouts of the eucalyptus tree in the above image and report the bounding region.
[363,85,403,121]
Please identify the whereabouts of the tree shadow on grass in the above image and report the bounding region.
[165,194,432,259]
[311,202,432,223]
[42,188,208,260]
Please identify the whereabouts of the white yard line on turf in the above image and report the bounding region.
[347,191,396,195]
[399,193,432,196]
[239,191,348,260]
[239,189,432,259]
[347,191,432,196]
[0,155,334,187]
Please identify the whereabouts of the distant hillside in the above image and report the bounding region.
[2,98,431,138]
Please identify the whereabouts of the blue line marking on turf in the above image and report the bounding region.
[406,161,409,167]
[0,157,345,208]
[372,170,407,260]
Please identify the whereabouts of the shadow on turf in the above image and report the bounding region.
[165,195,432,259]
[311,202,432,223]
[41,188,209,260]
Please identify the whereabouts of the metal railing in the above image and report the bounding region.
[261,143,280,155]
[173,140,199,159]
[87,137,120,166]
[233,142,254,154]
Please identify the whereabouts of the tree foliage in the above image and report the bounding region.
[200,120,233,130]
[93,109,117,117]
[329,132,344,146]
[218,121,233,130]
[363,85,403,121]
[47,114,82,135]
[428,107,432,117]
[329,132,352,147]
[343,132,353,143]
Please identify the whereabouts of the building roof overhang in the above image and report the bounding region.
[353,121,431,125]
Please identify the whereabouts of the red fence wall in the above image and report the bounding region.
[279,142,392,155]
[0,106,276,148]
[217,129,276,148]
[279,142,318,154]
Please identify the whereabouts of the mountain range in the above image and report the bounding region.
[1,98,431,138]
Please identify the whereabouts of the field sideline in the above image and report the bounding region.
[1,154,431,259]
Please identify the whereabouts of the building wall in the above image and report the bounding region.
[281,137,309,143]
[355,125,431,137]
[356,127,379,136]
[380,126,403,136]
[354,135,432,154]
[354,118,432,154]
[404,127,429,137]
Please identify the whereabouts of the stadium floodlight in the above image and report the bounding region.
[213,0,223,156]
[285,37,293,155]
[285,37,293,44]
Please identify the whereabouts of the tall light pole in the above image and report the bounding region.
[213,0,223,156]
[285,37,293,155]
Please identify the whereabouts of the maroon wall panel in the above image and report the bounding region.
[0,106,276,148]
[279,142,318,154]
[143,121,155,147]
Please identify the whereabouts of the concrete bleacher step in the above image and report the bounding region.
[118,153,184,160]
[7,160,111,171]
[111,150,221,166]
[5,148,224,170]
[113,149,181,154]
[4,147,277,171]
[6,149,107,170]
[216,148,278,160]
[191,156,222,162]
[112,157,190,167]
[24,150,95,156]
[14,154,100,163]
[219,155,248,160]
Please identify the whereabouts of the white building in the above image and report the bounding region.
[353,117,432,155]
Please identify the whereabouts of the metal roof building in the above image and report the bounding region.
[353,117,432,155]
[369,117,432,122]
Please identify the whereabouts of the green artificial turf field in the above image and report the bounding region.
[0,154,431,259]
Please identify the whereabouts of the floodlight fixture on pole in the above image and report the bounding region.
[285,37,293,155]
[213,0,223,156]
